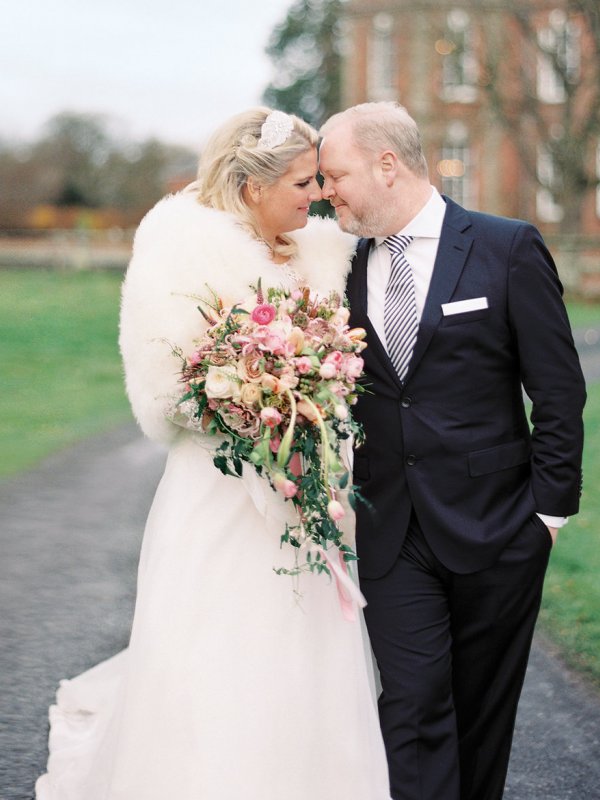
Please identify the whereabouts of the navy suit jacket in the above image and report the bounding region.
[347,196,586,578]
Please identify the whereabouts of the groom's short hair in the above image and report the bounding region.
[321,102,428,179]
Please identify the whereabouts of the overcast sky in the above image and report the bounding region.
[1,0,293,149]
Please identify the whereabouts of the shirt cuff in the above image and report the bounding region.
[536,513,568,529]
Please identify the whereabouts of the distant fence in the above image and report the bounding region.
[1,229,599,299]
[545,234,600,300]
[0,229,134,271]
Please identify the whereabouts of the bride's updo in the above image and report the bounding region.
[191,107,318,258]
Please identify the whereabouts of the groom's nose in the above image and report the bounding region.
[320,176,334,200]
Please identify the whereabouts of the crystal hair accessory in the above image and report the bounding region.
[258,110,294,148]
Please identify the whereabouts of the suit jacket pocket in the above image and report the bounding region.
[468,438,531,477]
[441,308,490,327]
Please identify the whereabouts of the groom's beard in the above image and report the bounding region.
[334,202,391,238]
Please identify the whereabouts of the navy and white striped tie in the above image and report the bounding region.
[383,234,418,380]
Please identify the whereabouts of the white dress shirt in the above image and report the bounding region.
[366,186,566,530]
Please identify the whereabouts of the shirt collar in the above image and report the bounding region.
[375,187,446,247]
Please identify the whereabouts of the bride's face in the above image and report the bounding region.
[253,148,322,240]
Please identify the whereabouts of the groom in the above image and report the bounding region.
[319,102,586,800]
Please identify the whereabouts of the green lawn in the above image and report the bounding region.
[566,300,600,329]
[539,379,600,687]
[0,268,132,476]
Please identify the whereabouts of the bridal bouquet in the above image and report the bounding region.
[170,279,367,581]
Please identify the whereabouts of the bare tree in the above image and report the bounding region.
[477,0,600,232]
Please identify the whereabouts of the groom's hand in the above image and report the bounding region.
[547,526,559,546]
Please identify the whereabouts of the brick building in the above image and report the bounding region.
[339,0,600,247]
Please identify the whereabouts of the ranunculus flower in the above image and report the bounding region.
[251,303,277,325]
[319,362,337,380]
[204,365,239,399]
[260,407,282,427]
[327,500,345,521]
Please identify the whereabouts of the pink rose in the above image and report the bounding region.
[324,350,343,370]
[319,362,337,380]
[251,304,277,325]
[260,407,282,427]
[294,356,313,375]
[343,356,364,381]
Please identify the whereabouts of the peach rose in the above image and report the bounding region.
[240,383,262,407]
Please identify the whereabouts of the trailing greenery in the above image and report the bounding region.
[0,268,131,477]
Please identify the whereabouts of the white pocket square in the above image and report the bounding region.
[442,297,488,316]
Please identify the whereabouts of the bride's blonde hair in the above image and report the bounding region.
[189,107,318,259]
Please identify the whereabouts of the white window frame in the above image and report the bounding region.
[536,145,564,223]
[367,13,396,101]
[438,122,474,208]
[537,9,580,104]
[440,9,477,104]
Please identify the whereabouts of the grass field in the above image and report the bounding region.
[539,379,600,687]
[565,300,600,329]
[0,269,131,477]
[1,269,599,683]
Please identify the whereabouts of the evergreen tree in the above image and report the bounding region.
[263,0,344,129]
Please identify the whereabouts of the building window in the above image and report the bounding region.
[368,13,395,101]
[437,9,477,103]
[536,146,564,223]
[437,122,474,207]
[537,9,580,104]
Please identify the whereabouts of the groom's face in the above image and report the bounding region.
[319,124,388,237]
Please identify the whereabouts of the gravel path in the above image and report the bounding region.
[1,326,599,800]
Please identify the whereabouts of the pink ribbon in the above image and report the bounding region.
[317,545,367,622]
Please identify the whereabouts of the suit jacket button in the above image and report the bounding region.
[406,454,417,466]
[401,397,412,408]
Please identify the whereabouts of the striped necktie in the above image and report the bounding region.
[383,234,418,381]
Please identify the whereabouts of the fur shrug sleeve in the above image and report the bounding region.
[119,192,356,445]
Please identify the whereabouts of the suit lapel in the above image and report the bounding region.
[350,237,405,391]
[349,199,474,389]
[403,198,474,383]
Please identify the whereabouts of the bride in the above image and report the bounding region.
[35,107,390,800]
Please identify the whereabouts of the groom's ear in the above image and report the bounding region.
[379,151,398,187]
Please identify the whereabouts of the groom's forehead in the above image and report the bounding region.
[319,128,357,167]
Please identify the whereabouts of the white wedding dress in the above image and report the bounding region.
[35,196,391,800]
